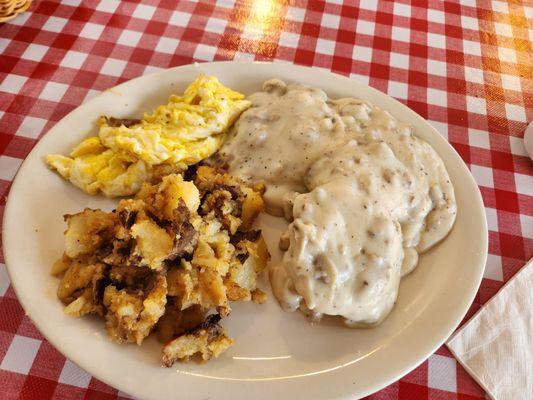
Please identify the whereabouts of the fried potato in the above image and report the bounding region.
[57,260,105,304]
[64,209,115,258]
[53,166,269,365]
[225,232,270,300]
[51,254,73,276]
[156,303,206,343]
[103,286,144,343]
[251,288,267,304]
[241,186,264,230]
[161,314,234,366]
[192,238,230,275]
[104,273,167,345]
[131,219,174,270]
[63,292,94,317]
[168,261,228,311]
[156,174,200,216]
[57,259,106,317]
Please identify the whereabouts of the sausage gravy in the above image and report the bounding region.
[218,79,457,325]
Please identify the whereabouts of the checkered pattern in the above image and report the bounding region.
[0,0,532,399]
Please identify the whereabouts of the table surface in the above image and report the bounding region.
[0,0,532,399]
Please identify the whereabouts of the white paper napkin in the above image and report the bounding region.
[446,258,533,400]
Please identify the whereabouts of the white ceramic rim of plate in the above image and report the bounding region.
[2,61,488,400]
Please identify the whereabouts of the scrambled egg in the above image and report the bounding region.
[46,75,251,197]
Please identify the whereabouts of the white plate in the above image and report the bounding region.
[3,62,487,400]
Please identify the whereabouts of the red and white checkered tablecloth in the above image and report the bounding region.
[0,0,531,399]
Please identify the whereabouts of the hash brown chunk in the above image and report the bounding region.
[162,314,234,366]
[53,166,269,365]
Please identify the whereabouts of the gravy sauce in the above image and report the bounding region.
[219,80,349,216]
[219,79,457,325]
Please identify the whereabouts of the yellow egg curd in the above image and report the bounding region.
[46,75,251,197]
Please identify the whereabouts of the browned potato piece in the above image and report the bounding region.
[226,282,251,302]
[104,286,143,343]
[155,174,200,217]
[51,254,73,276]
[63,289,97,317]
[225,233,270,300]
[192,239,230,276]
[242,235,270,275]
[156,303,206,343]
[241,186,264,230]
[64,209,116,258]
[131,219,174,270]
[149,163,186,184]
[171,261,228,311]
[251,288,267,304]
[57,261,105,304]
[162,314,234,366]
[57,259,106,317]
[104,274,167,345]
